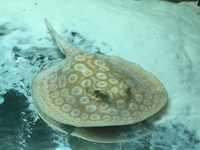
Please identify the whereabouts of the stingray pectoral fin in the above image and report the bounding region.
[71,127,125,143]
[37,107,75,134]
[101,54,168,102]
[71,124,150,143]
[99,55,143,74]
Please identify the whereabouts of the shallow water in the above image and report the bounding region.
[0,0,200,149]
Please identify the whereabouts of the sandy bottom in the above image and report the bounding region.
[0,0,200,149]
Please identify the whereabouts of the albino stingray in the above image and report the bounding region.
[32,19,168,143]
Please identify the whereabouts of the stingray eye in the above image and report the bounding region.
[94,89,109,99]
[87,89,109,101]
[127,86,136,97]
[94,90,101,98]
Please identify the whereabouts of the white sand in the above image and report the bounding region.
[0,0,200,149]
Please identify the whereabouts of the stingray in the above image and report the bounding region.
[32,19,168,143]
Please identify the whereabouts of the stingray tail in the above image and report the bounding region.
[44,19,78,56]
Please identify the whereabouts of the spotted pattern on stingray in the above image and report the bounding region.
[32,20,168,127]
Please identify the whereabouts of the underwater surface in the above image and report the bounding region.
[0,0,200,149]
